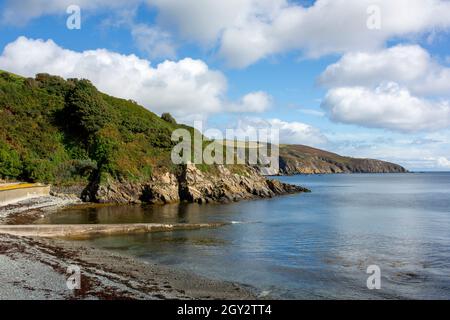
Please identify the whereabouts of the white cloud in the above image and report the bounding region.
[4,1,450,67]
[319,45,450,132]
[152,0,450,67]
[228,92,272,113]
[437,157,450,168]
[421,156,450,169]
[321,83,450,132]
[100,8,177,60]
[0,37,269,122]
[319,45,450,96]
[150,0,260,45]
[235,117,327,145]
[131,24,176,60]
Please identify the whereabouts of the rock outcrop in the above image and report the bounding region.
[83,164,309,204]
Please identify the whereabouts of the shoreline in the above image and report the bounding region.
[0,233,257,300]
[0,222,230,239]
[0,195,259,300]
[0,194,81,224]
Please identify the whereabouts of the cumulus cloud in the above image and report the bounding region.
[321,83,450,132]
[149,0,450,67]
[234,117,327,146]
[228,92,272,113]
[0,37,270,122]
[319,45,450,132]
[4,1,450,67]
[319,45,450,96]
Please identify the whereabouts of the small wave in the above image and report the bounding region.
[230,220,261,224]
[257,290,272,298]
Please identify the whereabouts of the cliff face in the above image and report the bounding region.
[83,164,308,204]
[279,145,407,174]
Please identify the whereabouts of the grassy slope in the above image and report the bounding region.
[280,144,353,164]
[279,144,406,173]
[0,70,251,187]
[0,70,189,185]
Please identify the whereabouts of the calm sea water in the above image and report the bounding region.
[38,173,450,299]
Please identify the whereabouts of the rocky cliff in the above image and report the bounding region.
[83,164,309,204]
[279,145,407,174]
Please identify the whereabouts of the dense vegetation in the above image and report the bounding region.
[0,70,188,185]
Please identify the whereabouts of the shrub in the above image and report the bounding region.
[54,159,97,183]
[22,158,55,182]
[161,112,177,125]
[35,73,70,97]
[149,127,175,149]
[0,143,22,179]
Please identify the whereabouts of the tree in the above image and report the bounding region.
[65,79,114,140]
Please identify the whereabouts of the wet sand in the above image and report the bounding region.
[0,233,256,300]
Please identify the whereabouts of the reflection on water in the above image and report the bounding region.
[39,173,450,299]
[36,203,228,225]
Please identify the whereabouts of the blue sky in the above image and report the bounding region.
[1,0,450,171]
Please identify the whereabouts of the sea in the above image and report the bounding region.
[37,173,450,299]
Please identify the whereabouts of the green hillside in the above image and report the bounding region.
[0,70,195,185]
[279,144,407,174]
[0,70,406,191]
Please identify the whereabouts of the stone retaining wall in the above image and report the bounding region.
[0,185,51,206]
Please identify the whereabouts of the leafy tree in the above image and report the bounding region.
[65,79,114,140]
[89,127,120,174]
